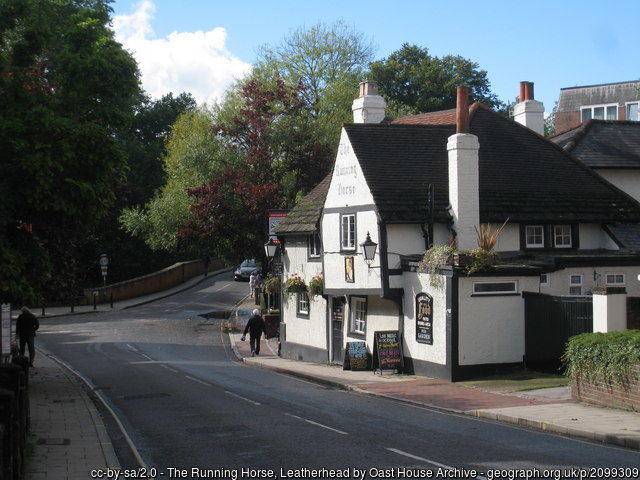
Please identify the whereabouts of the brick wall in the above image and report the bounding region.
[572,364,640,412]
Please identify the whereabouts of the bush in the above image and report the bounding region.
[562,330,640,385]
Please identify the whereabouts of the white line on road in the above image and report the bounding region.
[159,364,179,373]
[284,413,348,435]
[224,390,261,406]
[185,375,211,387]
[387,448,486,479]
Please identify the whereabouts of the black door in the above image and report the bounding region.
[331,297,345,364]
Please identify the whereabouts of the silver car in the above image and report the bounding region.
[234,259,258,281]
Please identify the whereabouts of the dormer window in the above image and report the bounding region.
[525,225,544,248]
[581,103,618,122]
[554,225,572,248]
[626,102,639,121]
[521,224,577,250]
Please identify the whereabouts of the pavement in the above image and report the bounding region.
[11,274,640,479]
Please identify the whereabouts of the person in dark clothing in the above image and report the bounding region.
[202,253,210,277]
[16,307,39,367]
[242,309,267,356]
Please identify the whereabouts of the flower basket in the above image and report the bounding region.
[283,274,307,296]
[308,272,324,297]
[262,276,281,295]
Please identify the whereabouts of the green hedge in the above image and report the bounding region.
[562,330,640,385]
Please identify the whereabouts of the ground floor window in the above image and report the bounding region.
[351,296,367,334]
[297,293,309,316]
[605,273,625,286]
[472,281,518,295]
[569,274,583,295]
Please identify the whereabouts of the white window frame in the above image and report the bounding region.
[351,297,367,334]
[308,234,321,258]
[626,102,639,121]
[297,292,310,315]
[581,103,618,122]
[472,281,518,295]
[525,225,544,248]
[569,274,583,296]
[605,273,625,286]
[540,273,550,286]
[340,214,356,251]
[554,225,572,249]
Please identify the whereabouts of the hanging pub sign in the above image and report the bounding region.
[416,293,433,345]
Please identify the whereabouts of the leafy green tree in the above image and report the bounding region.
[0,0,141,303]
[257,21,375,148]
[120,106,238,253]
[368,43,504,115]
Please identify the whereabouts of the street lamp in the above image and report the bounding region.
[361,232,378,268]
[264,238,279,259]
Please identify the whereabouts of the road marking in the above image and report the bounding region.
[387,448,486,479]
[159,364,179,373]
[224,390,261,406]
[284,413,348,435]
[185,375,211,387]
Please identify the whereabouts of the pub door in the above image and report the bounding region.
[331,297,345,364]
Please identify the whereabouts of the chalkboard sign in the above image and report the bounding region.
[343,341,369,371]
[373,330,403,374]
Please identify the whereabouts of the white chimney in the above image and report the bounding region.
[513,81,545,136]
[352,81,386,123]
[448,86,480,251]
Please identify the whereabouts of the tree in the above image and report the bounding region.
[120,106,237,253]
[0,0,141,303]
[368,43,505,115]
[257,21,375,148]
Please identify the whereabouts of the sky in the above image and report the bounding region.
[110,0,640,114]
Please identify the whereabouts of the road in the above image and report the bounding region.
[37,271,640,478]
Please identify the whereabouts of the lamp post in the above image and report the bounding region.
[361,232,378,268]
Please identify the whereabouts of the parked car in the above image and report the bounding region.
[234,259,258,281]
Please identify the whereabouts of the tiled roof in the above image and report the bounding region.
[344,104,640,224]
[550,120,640,169]
[604,224,640,252]
[274,174,331,234]
[387,108,458,125]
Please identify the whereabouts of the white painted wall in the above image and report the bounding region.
[457,276,539,365]
[343,295,399,350]
[579,224,620,250]
[402,272,448,365]
[593,292,628,332]
[280,239,327,350]
[322,130,382,292]
[386,224,426,269]
[540,266,640,297]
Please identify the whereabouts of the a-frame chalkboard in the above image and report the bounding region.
[343,341,370,371]
[373,330,403,374]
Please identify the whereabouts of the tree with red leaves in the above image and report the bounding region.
[179,73,332,264]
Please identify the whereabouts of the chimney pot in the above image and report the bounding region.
[359,81,379,97]
[520,81,535,102]
[456,86,470,134]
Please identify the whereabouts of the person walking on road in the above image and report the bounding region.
[16,307,39,367]
[242,309,267,357]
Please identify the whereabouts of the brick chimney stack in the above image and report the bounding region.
[513,81,545,136]
[448,86,480,251]
[352,81,387,123]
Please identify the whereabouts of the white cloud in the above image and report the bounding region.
[112,1,252,105]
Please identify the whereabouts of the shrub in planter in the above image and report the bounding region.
[418,245,455,288]
[562,330,640,385]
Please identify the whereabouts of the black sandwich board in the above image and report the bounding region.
[343,341,369,371]
[373,330,403,374]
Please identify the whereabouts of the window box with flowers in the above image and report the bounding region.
[283,274,307,296]
[308,272,324,297]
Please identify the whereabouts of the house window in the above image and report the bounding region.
[581,104,618,122]
[297,292,310,315]
[351,297,367,334]
[554,225,572,248]
[626,102,639,121]
[341,214,356,251]
[569,274,583,295]
[526,225,544,248]
[540,273,549,286]
[472,281,518,295]
[308,234,321,258]
[605,273,625,286]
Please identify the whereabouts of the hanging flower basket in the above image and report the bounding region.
[262,276,281,295]
[283,274,307,295]
[308,272,324,297]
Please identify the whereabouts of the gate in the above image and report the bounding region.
[524,292,593,369]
